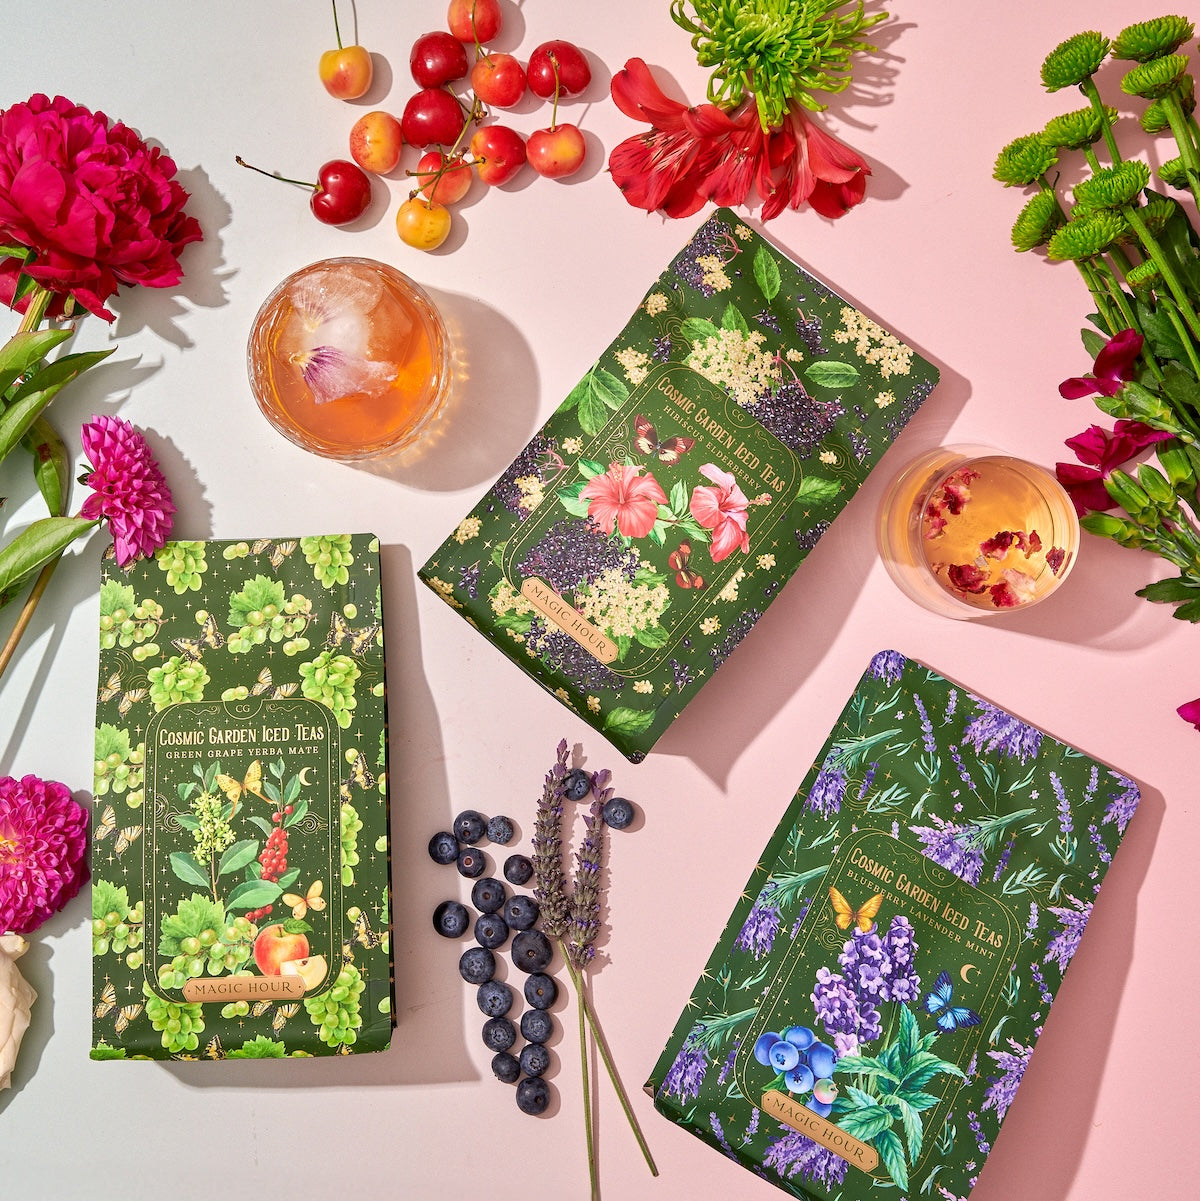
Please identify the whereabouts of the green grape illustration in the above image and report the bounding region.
[147,655,209,709]
[222,541,251,560]
[299,650,360,728]
[300,534,354,588]
[340,801,362,885]
[303,963,365,1047]
[91,882,144,957]
[156,540,208,593]
[227,576,313,653]
[143,983,205,1053]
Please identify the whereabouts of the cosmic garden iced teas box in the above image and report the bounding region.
[419,208,940,762]
[646,650,1140,1200]
[90,534,393,1060]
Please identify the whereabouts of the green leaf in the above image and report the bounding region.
[680,317,720,343]
[603,707,655,736]
[277,867,301,890]
[0,515,97,599]
[837,1104,895,1142]
[895,1088,942,1111]
[578,458,606,480]
[895,1095,925,1162]
[95,722,132,760]
[1161,362,1200,413]
[175,813,200,832]
[248,814,274,837]
[99,580,136,618]
[23,417,69,517]
[224,879,283,912]
[898,1002,921,1061]
[578,387,611,437]
[0,348,113,463]
[648,521,666,547]
[634,623,670,648]
[1134,297,1188,364]
[835,1054,901,1087]
[900,1051,965,1092]
[283,797,309,828]
[228,575,286,629]
[875,1127,910,1191]
[158,893,225,955]
[217,839,259,877]
[1136,576,1200,603]
[669,478,688,514]
[1171,596,1200,621]
[753,244,782,301]
[590,367,629,410]
[560,375,590,412]
[1079,327,1108,359]
[803,360,860,389]
[169,852,211,890]
[556,480,591,518]
[0,327,72,398]
[281,918,313,936]
[720,302,750,334]
[494,610,534,635]
[616,633,632,659]
[283,774,302,804]
[91,879,130,922]
[796,475,841,504]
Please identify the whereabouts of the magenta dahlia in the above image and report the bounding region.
[79,415,175,567]
[0,774,89,935]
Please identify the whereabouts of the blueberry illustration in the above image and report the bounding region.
[456,847,487,879]
[807,1041,836,1080]
[482,1016,517,1053]
[753,1032,783,1066]
[427,830,459,864]
[433,900,470,939]
[785,1063,815,1094]
[806,1096,833,1118]
[491,1051,520,1084]
[524,973,558,1009]
[521,1009,555,1044]
[512,930,552,973]
[562,768,591,801]
[477,980,514,1018]
[459,946,496,985]
[454,809,488,845]
[471,877,507,914]
[519,1043,551,1078]
[504,895,540,931]
[602,797,635,830]
[474,912,510,950]
[515,1077,550,1115]
[487,815,515,844]
[768,1041,801,1073]
[503,854,533,886]
[783,1025,816,1050]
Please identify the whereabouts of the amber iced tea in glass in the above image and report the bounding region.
[248,257,449,460]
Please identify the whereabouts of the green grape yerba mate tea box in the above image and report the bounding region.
[418,208,939,761]
[646,650,1141,1200]
[90,534,393,1060]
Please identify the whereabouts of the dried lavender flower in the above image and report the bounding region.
[568,770,611,968]
[531,739,570,938]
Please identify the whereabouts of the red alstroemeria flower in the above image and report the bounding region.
[1179,697,1200,731]
[579,462,667,540]
[1059,329,1143,399]
[761,106,871,221]
[689,463,751,562]
[1055,418,1174,516]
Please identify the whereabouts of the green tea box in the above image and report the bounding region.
[90,534,393,1060]
[647,650,1139,1199]
[419,209,939,761]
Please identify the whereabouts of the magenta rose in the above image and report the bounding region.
[0,94,202,320]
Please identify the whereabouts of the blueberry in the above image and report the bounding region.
[524,973,558,1009]
[504,895,540,931]
[807,1041,836,1079]
[477,980,514,1018]
[487,815,515,844]
[601,797,635,830]
[562,768,591,801]
[471,877,507,914]
[503,854,533,886]
[785,1063,815,1094]
[512,930,552,973]
[456,846,487,879]
[753,1032,782,1066]
[519,1042,551,1078]
[428,830,459,864]
[454,809,488,845]
[491,1051,520,1084]
[515,1076,550,1115]
[432,900,470,938]
[521,1009,555,1044]
[768,1041,801,1073]
[475,912,510,950]
[459,946,495,985]
[482,1016,516,1052]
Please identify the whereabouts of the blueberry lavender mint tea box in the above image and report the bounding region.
[90,534,394,1060]
[418,209,940,761]
[646,650,1140,1200]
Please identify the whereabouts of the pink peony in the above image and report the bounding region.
[0,774,89,936]
[689,463,751,562]
[0,93,202,320]
[1179,698,1200,731]
[579,462,667,540]
[79,415,175,566]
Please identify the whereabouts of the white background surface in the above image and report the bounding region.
[0,3,1195,1199]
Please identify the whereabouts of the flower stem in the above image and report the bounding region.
[1081,77,1121,163]
[1121,204,1200,341]
[1161,93,1200,213]
[577,986,599,1201]
[0,554,61,683]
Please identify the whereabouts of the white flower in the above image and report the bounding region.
[757,554,776,570]
[0,935,36,1090]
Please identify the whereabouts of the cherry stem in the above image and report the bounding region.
[330,0,344,50]
[235,156,315,190]
[550,62,562,130]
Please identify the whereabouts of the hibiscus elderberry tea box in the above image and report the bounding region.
[90,534,394,1060]
[419,208,939,761]
[646,650,1140,1200]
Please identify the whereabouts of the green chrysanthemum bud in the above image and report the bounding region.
[1125,259,1163,293]
[1073,160,1150,209]
[1112,16,1195,62]
[1011,189,1063,251]
[1121,54,1190,100]
[1139,194,1179,236]
[1141,96,1172,132]
[1158,156,1190,189]
[993,133,1057,186]
[1047,210,1127,260]
[1042,105,1116,149]
[1041,31,1111,91]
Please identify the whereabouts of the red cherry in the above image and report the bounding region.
[471,53,527,108]
[401,88,467,148]
[526,40,591,99]
[469,123,527,185]
[415,150,474,205]
[447,0,501,43]
[410,31,469,87]
[527,123,586,178]
[235,156,372,226]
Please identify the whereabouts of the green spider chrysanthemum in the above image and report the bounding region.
[1121,54,1190,100]
[993,133,1058,186]
[1073,160,1151,210]
[1042,105,1116,150]
[1041,31,1110,91]
[1111,16,1195,62]
[1011,190,1063,251]
[1047,210,1127,260]
[1158,156,1191,189]
[669,0,887,129]
[1138,194,1181,236]
[1124,259,1164,293]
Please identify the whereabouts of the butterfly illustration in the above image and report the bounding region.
[204,1036,224,1060]
[342,911,383,963]
[633,414,694,465]
[215,761,264,817]
[327,610,380,657]
[252,538,297,570]
[251,1000,275,1019]
[94,805,117,844]
[272,1003,300,1035]
[172,612,225,661]
[829,886,883,933]
[114,1003,144,1035]
[347,751,375,791]
[667,540,705,589]
[94,980,117,1019]
[282,879,326,920]
[97,671,147,716]
[115,825,143,856]
[271,680,299,698]
[922,971,981,1034]
[250,667,274,695]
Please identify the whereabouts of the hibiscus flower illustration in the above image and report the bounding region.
[579,462,667,539]
[689,464,751,562]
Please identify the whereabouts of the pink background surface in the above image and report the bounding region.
[0,3,1195,1199]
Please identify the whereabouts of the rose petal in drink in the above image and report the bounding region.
[289,264,384,329]
[291,346,398,406]
[991,568,1037,607]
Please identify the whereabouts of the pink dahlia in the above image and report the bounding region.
[0,774,89,935]
[79,415,175,566]
[689,464,751,562]
[579,462,668,539]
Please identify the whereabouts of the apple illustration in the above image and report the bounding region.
[253,921,311,975]
[280,954,330,992]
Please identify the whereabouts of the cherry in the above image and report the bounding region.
[527,40,591,99]
[410,31,470,88]
[235,156,372,226]
[414,151,473,205]
[469,124,527,185]
[396,197,452,251]
[447,0,501,44]
[319,1,373,99]
[349,110,404,175]
[527,123,586,179]
[471,53,527,109]
[402,88,467,148]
